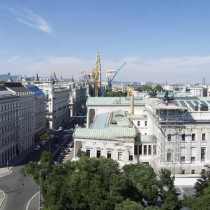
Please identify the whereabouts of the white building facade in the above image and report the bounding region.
[0,85,20,165]
[34,83,69,129]
[74,96,210,178]
[4,83,35,154]
[26,85,46,135]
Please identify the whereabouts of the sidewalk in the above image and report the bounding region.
[0,167,12,178]
[0,146,34,209]
[0,146,34,177]
[0,190,5,209]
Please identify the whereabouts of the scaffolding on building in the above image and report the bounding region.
[146,97,191,174]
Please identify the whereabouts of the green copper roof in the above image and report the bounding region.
[74,110,137,140]
[87,96,145,106]
[135,135,157,143]
[74,128,136,140]
[129,115,147,120]
[142,135,157,143]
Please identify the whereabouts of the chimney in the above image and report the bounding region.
[130,95,134,115]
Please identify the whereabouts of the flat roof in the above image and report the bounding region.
[87,96,145,106]
[129,115,147,120]
[74,110,136,140]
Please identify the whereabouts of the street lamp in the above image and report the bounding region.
[39,170,43,210]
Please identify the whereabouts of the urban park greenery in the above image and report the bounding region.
[23,152,210,210]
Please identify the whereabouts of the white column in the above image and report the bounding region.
[87,109,90,128]
[73,140,77,159]
[185,134,191,163]
[196,131,201,162]
[206,132,210,163]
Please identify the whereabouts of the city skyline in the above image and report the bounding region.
[1,0,210,83]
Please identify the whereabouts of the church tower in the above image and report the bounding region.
[93,50,101,97]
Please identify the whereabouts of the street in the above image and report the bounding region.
[0,117,84,210]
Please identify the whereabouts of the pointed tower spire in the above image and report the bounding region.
[36,73,39,81]
[94,49,102,96]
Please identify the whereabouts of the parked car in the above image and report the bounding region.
[41,141,46,146]
[34,145,41,151]
[69,143,74,151]
[58,127,63,131]
[54,143,60,148]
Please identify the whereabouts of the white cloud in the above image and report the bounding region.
[1,55,210,83]
[6,6,53,34]
[7,56,21,62]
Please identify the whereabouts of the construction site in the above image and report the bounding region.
[81,50,126,97]
[146,95,210,176]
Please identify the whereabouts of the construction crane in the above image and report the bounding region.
[101,62,126,96]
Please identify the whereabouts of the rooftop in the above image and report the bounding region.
[87,96,145,106]
[26,85,45,98]
[148,97,210,112]
[0,85,20,101]
[74,110,137,140]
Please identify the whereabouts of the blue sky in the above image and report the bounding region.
[1,0,210,83]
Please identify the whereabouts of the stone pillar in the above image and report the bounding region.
[196,131,201,162]
[92,142,96,158]
[206,132,210,164]
[73,140,77,159]
[185,134,191,163]
[103,142,106,157]
[87,109,90,128]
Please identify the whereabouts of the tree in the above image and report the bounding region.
[153,85,163,92]
[115,199,144,210]
[65,157,133,210]
[186,165,210,209]
[158,169,180,210]
[123,164,159,205]
[194,165,210,196]
[26,157,139,210]
[141,85,153,92]
[186,183,210,210]
[40,151,53,164]
[103,91,126,97]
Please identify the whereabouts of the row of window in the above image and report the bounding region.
[181,169,205,175]
[137,121,147,126]
[0,102,17,111]
[0,134,16,146]
[86,150,134,161]
[0,113,17,122]
[0,123,16,135]
[134,145,157,156]
[167,133,206,141]
[167,147,206,162]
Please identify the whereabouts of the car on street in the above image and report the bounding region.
[41,141,46,146]
[34,145,41,151]
[54,143,60,148]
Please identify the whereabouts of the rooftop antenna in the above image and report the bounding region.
[8,73,13,82]
[54,72,58,81]
[36,73,39,81]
